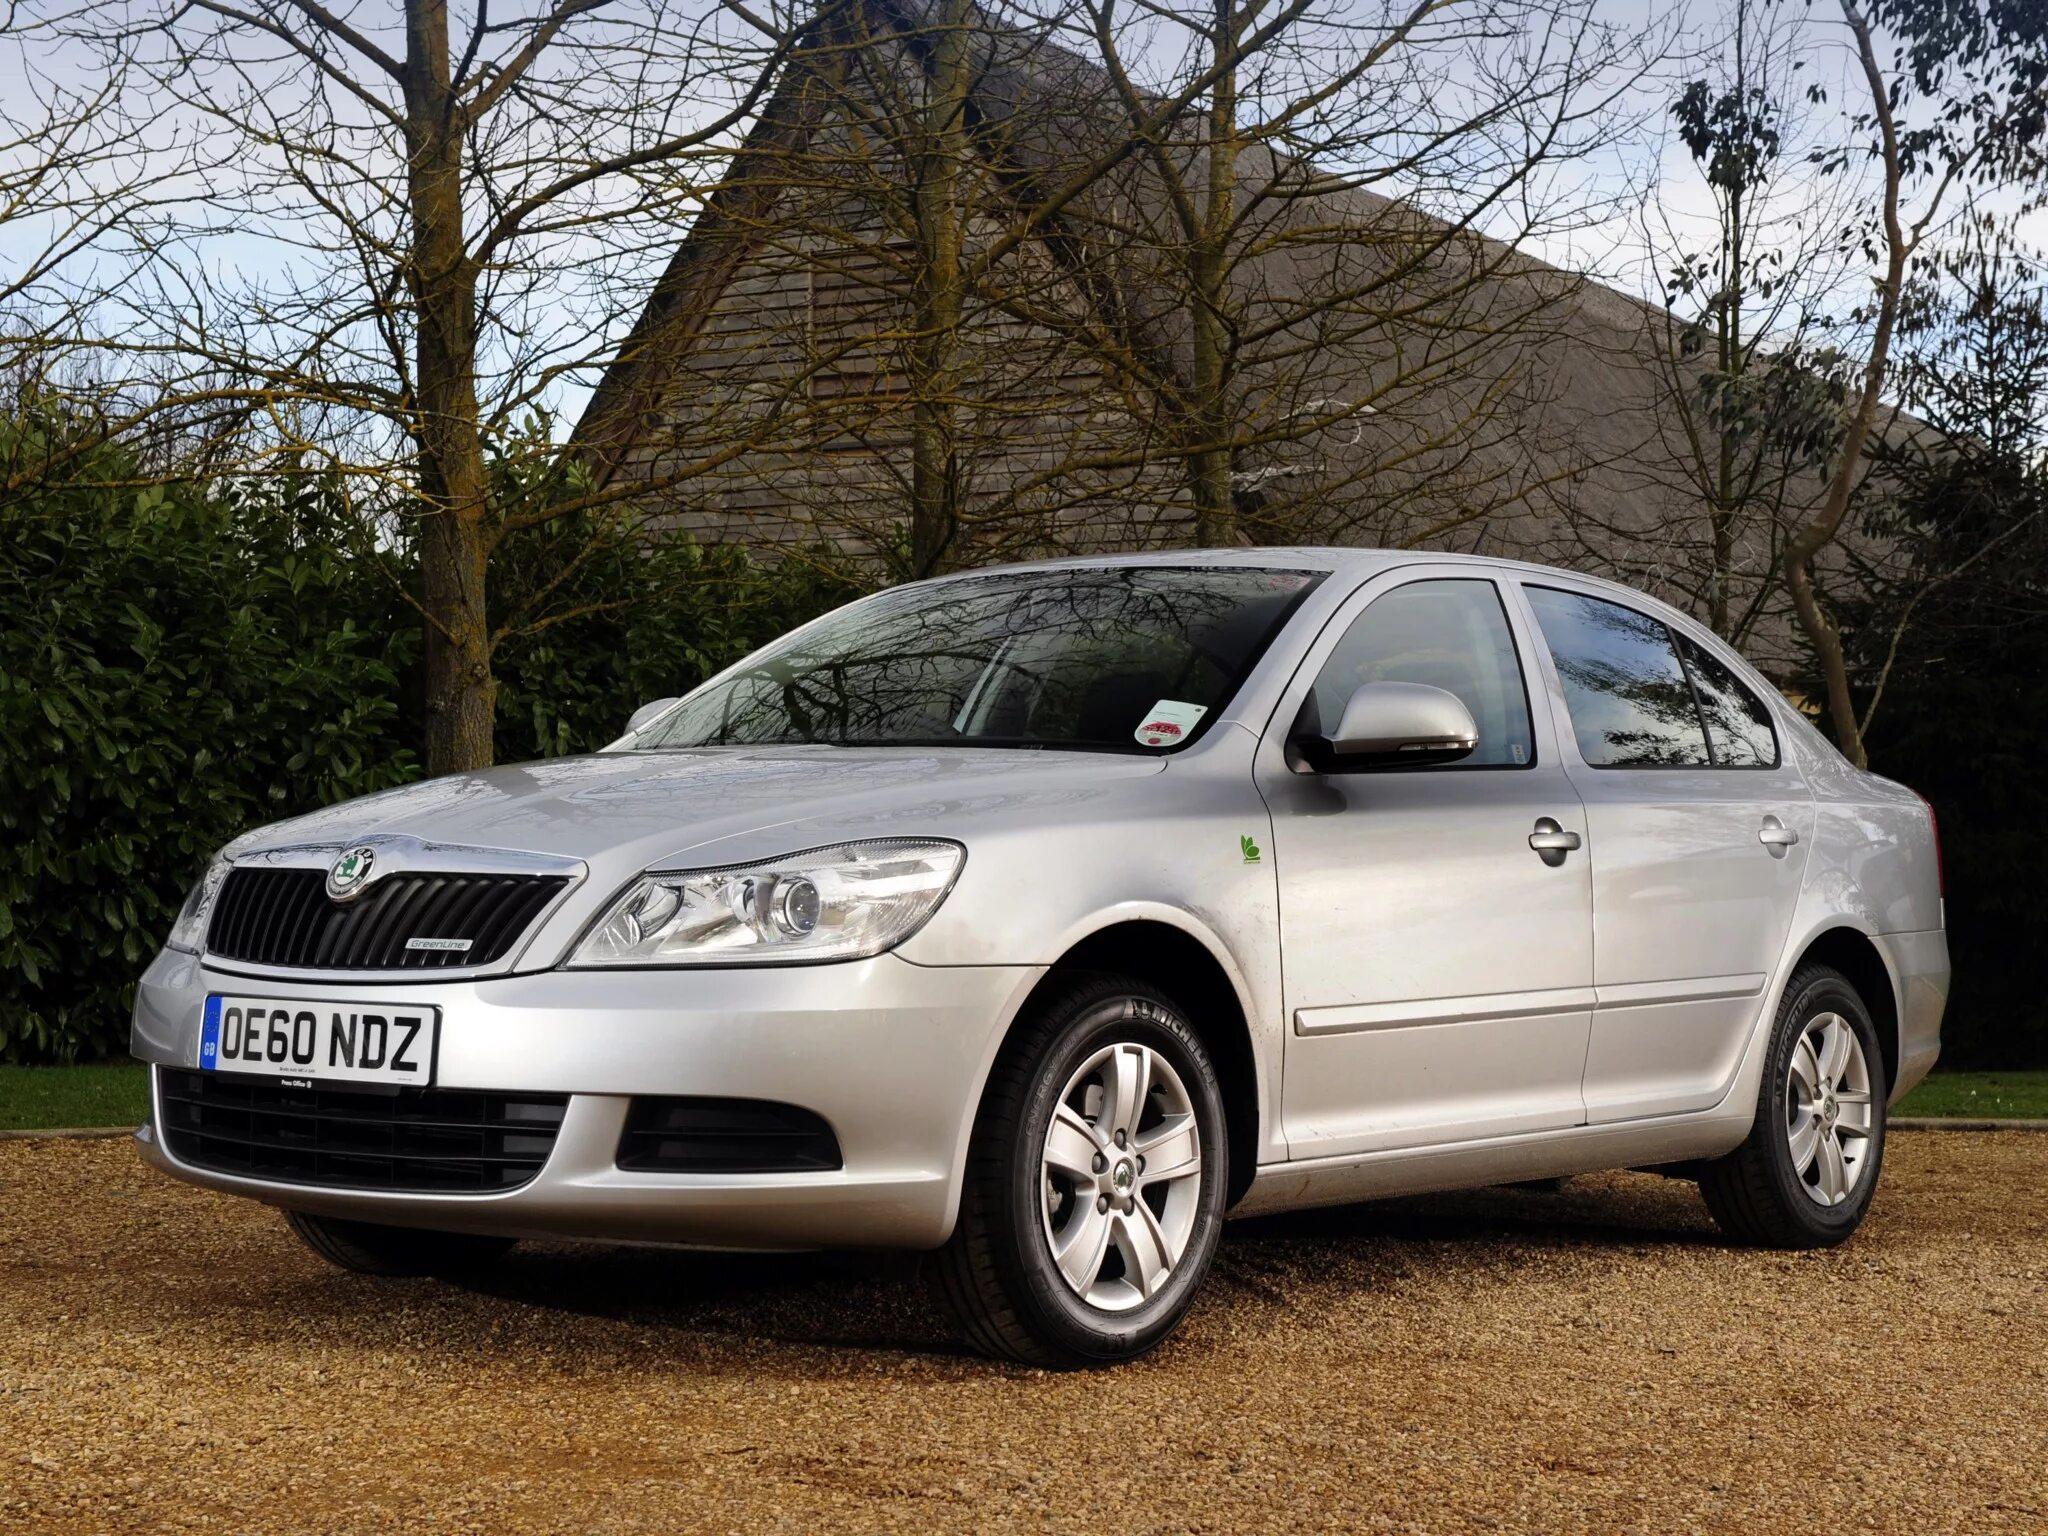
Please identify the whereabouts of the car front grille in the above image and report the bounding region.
[157,1068,568,1192]
[206,866,569,970]
[616,1096,843,1173]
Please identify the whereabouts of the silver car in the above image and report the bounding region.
[132,550,1948,1366]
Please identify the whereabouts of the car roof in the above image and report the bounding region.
[931,547,1421,578]
[928,546,1601,586]
[919,547,1773,680]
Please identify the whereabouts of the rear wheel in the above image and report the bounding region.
[285,1210,517,1278]
[1698,963,1887,1248]
[935,972,1228,1368]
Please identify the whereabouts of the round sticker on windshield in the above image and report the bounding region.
[1134,699,1207,748]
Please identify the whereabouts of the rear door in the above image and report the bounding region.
[1256,565,1595,1159]
[1515,583,1814,1122]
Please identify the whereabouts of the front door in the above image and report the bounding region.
[1516,582,1815,1122]
[1256,567,1595,1159]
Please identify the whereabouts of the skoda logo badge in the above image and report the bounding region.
[326,845,378,902]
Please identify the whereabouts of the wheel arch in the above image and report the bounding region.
[1792,926,1902,1096]
[1022,918,1264,1207]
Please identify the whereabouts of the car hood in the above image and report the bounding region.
[229,746,1167,874]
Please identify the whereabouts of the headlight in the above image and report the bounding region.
[571,840,965,967]
[165,857,232,954]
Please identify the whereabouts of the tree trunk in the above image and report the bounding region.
[1710,179,1740,639]
[1783,553,1861,760]
[1781,0,1910,771]
[905,0,973,578]
[1708,333,1736,636]
[419,500,495,772]
[405,0,496,774]
[1185,0,1238,548]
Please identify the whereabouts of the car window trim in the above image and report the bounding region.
[1286,571,1541,774]
[1521,582,1715,772]
[633,565,1329,758]
[1672,631,1783,770]
[1670,618,1724,768]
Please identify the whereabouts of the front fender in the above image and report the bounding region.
[897,744,1287,1166]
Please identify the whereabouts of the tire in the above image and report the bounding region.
[935,972,1229,1368]
[1698,963,1888,1249]
[285,1210,517,1278]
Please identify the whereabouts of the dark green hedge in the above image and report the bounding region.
[485,508,863,765]
[1,444,862,1063]
[1848,447,2048,1071]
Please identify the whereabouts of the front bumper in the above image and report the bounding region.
[130,948,1042,1250]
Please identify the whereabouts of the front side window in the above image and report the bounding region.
[627,565,1323,754]
[1526,587,1711,767]
[1303,579,1535,767]
[1676,635,1780,767]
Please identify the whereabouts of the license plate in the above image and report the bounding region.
[200,995,440,1086]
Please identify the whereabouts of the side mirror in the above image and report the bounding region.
[1302,681,1478,770]
[625,697,680,735]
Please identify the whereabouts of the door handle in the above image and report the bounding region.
[1529,817,1582,867]
[1758,816,1800,852]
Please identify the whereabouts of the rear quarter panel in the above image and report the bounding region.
[1775,706,1948,1098]
[1783,712,1943,936]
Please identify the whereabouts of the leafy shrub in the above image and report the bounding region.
[489,514,865,763]
[1,454,421,1062]
[1,431,867,1063]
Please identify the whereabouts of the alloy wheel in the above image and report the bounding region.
[1784,1011,1875,1207]
[1038,1041,1203,1312]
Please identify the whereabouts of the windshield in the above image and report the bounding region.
[627,565,1324,754]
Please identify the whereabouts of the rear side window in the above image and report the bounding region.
[1306,579,1535,767]
[1676,635,1779,767]
[1525,587,1710,767]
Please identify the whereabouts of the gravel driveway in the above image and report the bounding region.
[2,1133,2043,1534]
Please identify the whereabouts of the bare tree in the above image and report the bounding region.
[1577,0,1865,652]
[744,0,1107,576]
[0,11,213,483]
[1035,0,1663,549]
[596,0,1668,579]
[1778,0,2048,767]
[22,0,817,772]
[0,19,126,323]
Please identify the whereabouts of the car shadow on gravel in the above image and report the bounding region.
[1232,1170,1727,1251]
[408,1172,1724,1359]
[126,1172,1733,1366]
[439,1242,972,1359]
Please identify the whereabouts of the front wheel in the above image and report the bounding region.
[1698,963,1887,1248]
[935,973,1228,1368]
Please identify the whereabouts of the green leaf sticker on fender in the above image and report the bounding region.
[1240,834,1261,864]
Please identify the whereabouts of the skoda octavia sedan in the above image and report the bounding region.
[132,550,1948,1366]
